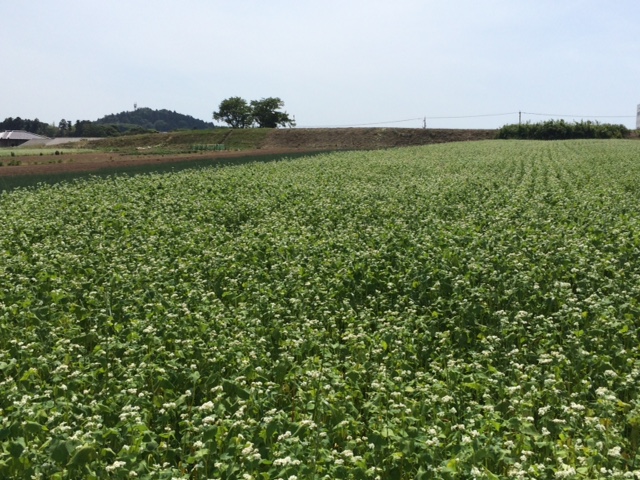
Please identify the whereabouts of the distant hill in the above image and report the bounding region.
[95,108,215,132]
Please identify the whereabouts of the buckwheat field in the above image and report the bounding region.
[1,140,640,479]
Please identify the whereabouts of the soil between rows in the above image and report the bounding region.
[0,148,319,178]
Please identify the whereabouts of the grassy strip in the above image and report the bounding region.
[0,148,97,157]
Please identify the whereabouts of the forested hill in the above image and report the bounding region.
[95,108,215,132]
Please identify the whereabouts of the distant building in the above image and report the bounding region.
[0,130,50,147]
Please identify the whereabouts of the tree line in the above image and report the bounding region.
[1,108,217,138]
[2,100,295,139]
[0,117,151,138]
[213,97,295,128]
[0,117,56,137]
[497,119,630,140]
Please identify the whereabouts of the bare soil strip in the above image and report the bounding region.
[0,148,314,178]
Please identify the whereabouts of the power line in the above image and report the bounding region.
[424,112,517,119]
[296,110,637,128]
[522,111,635,119]
[299,117,423,128]
[299,112,518,128]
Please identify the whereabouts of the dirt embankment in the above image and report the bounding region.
[0,128,496,178]
[261,128,496,150]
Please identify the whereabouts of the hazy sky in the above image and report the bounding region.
[3,1,639,129]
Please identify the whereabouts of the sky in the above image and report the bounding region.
[2,0,639,130]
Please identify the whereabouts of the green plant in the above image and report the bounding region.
[497,119,630,140]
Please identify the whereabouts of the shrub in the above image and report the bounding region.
[497,119,630,140]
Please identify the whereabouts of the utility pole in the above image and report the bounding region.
[423,117,426,129]
[519,111,522,126]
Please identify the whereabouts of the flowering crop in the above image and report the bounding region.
[1,140,640,479]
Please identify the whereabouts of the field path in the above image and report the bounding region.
[0,147,318,178]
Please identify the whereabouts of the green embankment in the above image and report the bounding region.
[82,128,273,154]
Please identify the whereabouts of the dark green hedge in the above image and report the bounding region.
[497,119,630,140]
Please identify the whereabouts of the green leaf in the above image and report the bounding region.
[484,468,501,480]
[195,448,209,459]
[8,438,25,458]
[391,451,404,461]
[519,424,540,438]
[24,421,46,434]
[67,445,95,467]
[145,441,159,452]
[380,427,396,439]
[463,382,482,391]
[416,466,428,480]
[222,379,250,400]
[266,421,278,441]
[442,457,458,473]
[50,439,74,464]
